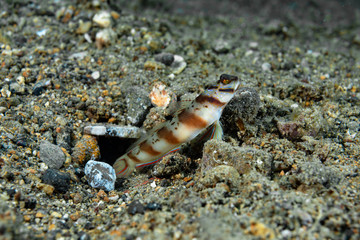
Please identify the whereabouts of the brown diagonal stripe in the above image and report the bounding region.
[139,141,161,156]
[178,110,208,129]
[157,127,181,144]
[127,151,142,163]
[195,95,225,107]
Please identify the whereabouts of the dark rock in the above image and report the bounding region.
[15,135,28,147]
[84,222,95,230]
[6,188,17,198]
[127,200,145,215]
[160,179,171,187]
[32,79,51,96]
[42,169,71,193]
[154,52,174,66]
[24,198,37,209]
[74,168,85,178]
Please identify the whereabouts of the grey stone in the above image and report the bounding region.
[154,52,174,66]
[84,124,143,138]
[39,140,65,169]
[126,87,151,125]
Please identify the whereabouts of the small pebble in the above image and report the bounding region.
[212,39,231,53]
[76,20,91,34]
[84,160,116,191]
[36,29,48,37]
[245,50,253,56]
[154,52,175,66]
[249,41,259,49]
[281,230,292,238]
[42,169,71,193]
[51,211,62,218]
[144,60,164,71]
[170,55,187,74]
[95,28,116,49]
[9,82,25,94]
[261,62,272,71]
[69,51,88,60]
[72,192,83,204]
[39,140,65,169]
[91,71,100,80]
[0,106,7,113]
[37,183,55,195]
[32,80,51,96]
[127,200,145,215]
[93,11,111,28]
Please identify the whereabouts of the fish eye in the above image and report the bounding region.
[219,74,238,85]
[221,79,231,84]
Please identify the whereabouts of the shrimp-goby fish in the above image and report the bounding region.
[113,74,240,178]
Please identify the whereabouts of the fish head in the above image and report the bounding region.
[205,74,240,103]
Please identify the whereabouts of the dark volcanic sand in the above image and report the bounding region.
[0,0,360,239]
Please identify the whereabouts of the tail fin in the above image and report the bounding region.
[113,158,135,178]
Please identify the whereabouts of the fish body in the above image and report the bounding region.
[113,74,240,178]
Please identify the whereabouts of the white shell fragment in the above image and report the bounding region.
[85,160,116,191]
[93,11,112,28]
[261,62,272,71]
[91,71,100,80]
[95,28,116,49]
[84,124,145,138]
[170,55,187,75]
[36,29,48,37]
